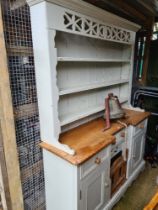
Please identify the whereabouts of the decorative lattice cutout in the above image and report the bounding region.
[63,12,131,43]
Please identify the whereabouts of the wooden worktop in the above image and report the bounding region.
[40,109,150,165]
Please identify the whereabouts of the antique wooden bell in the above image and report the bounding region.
[104,93,125,130]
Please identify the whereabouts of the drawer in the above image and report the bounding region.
[111,142,124,158]
[80,146,110,180]
[111,129,126,158]
[133,119,147,136]
[115,129,126,143]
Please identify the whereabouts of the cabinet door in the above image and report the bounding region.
[131,132,145,171]
[80,158,110,210]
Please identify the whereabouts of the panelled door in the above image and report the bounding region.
[131,132,145,172]
[80,157,110,210]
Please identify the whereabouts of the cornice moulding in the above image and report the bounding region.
[26,0,140,32]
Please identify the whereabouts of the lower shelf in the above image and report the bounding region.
[60,97,128,126]
[59,79,129,96]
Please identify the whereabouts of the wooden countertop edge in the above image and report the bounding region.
[128,111,150,126]
[40,135,115,165]
[39,110,151,165]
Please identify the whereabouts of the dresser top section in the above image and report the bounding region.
[26,0,140,32]
[40,109,150,165]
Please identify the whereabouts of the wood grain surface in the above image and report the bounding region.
[40,109,150,165]
[0,3,24,209]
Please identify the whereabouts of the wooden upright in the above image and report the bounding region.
[0,3,24,210]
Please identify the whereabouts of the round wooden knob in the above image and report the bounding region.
[95,157,101,165]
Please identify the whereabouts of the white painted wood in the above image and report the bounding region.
[28,1,148,210]
[80,146,111,210]
[127,119,147,177]
[61,99,128,132]
[42,121,148,210]
[131,132,145,172]
[56,32,131,59]
[61,112,103,133]
[57,61,127,93]
[80,162,107,210]
[60,97,128,126]
[121,63,131,80]
[43,150,78,210]
[56,30,133,127]
[119,83,130,100]
[59,80,129,96]
[28,0,138,152]
[58,57,131,62]
[127,42,136,103]
[45,4,135,44]
[43,146,111,210]
[26,0,140,32]
[29,2,75,154]
[132,119,147,136]
[80,146,110,180]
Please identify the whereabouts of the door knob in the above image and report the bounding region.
[95,157,101,165]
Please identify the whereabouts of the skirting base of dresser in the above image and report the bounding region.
[103,160,145,210]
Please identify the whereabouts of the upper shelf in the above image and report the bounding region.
[57,57,131,63]
[59,79,129,96]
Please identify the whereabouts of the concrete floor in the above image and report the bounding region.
[113,163,158,210]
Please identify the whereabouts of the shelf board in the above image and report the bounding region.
[57,57,131,63]
[59,79,129,96]
[60,97,128,126]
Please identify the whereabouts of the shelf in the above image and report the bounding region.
[60,97,128,126]
[59,79,129,96]
[57,57,131,63]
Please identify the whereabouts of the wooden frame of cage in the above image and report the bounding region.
[0,2,24,210]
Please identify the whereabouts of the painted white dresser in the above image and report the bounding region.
[39,111,149,210]
[26,0,150,209]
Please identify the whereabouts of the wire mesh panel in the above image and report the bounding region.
[8,55,37,106]
[3,1,32,47]
[1,0,46,209]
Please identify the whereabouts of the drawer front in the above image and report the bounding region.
[111,129,126,158]
[111,142,124,158]
[115,129,126,143]
[80,146,111,180]
[133,119,147,136]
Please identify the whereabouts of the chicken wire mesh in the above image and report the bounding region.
[1,0,45,209]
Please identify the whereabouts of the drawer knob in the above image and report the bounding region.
[120,132,125,138]
[95,157,101,165]
[138,124,144,129]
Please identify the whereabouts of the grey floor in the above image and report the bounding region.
[112,163,158,210]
